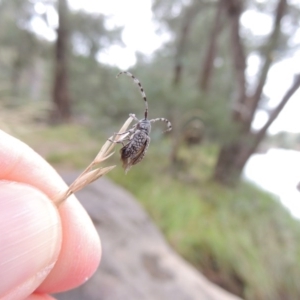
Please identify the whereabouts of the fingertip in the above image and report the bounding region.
[0,182,62,299]
[37,196,101,293]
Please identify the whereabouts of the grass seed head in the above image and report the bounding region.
[53,116,134,205]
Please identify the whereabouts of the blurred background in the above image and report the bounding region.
[2,0,300,299]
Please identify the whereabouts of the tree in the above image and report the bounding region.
[153,0,300,185]
[0,0,122,123]
[212,0,300,184]
[52,0,71,122]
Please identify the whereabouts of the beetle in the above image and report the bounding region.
[110,72,172,173]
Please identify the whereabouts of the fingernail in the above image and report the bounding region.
[0,182,62,298]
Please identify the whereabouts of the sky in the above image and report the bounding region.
[32,0,300,134]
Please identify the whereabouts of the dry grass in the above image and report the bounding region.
[53,115,134,205]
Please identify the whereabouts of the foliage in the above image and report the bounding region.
[70,10,123,59]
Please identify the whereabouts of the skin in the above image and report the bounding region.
[0,130,101,300]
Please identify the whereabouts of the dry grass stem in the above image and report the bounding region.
[53,115,135,206]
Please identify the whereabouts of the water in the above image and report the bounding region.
[243,148,300,219]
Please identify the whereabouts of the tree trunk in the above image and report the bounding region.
[52,0,71,123]
[213,140,249,185]
[214,73,300,185]
[173,5,199,86]
[199,0,224,91]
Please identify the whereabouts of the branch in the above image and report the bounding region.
[248,0,287,120]
[199,0,225,91]
[253,74,300,149]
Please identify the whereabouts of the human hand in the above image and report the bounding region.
[0,131,101,300]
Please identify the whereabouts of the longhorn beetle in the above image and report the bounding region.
[110,71,172,173]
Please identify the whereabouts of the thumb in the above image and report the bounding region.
[0,181,62,299]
